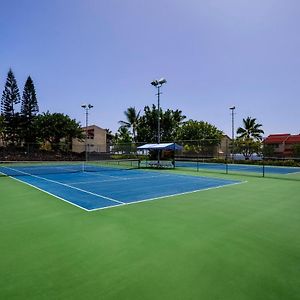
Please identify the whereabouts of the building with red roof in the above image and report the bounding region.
[264,134,300,157]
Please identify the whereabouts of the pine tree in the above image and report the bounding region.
[1,69,21,144]
[21,76,39,119]
[21,76,39,145]
[1,69,20,117]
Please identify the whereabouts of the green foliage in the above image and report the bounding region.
[262,159,300,167]
[0,115,6,144]
[235,138,262,160]
[1,71,39,145]
[0,70,84,154]
[292,144,300,158]
[262,144,275,158]
[161,108,186,141]
[21,76,39,145]
[236,117,264,159]
[176,120,223,156]
[1,113,25,145]
[118,107,140,141]
[114,126,132,144]
[21,76,39,119]
[0,115,4,139]
[1,69,22,144]
[136,105,157,143]
[105,128,114,144]
[237,117,264,141]
[176,120,223,141]
[34,112,83,151]
[136,105,185,142]
[1,69,20,117]
[113,127,133,154]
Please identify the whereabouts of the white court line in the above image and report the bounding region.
[83,171,124,179]
[2,166,125,205]
[3,175,91,211]
[2,167,247,212]
[88,181,247,212]
[285,171,300,175]
[68,174,171,185]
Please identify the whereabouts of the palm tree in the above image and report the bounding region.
[236,117,264,160]
[119,107,140,142]
[237,117,264,141]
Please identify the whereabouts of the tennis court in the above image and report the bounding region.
[175,160,300,175]
[1,159,300,300]
[0,160,241,211]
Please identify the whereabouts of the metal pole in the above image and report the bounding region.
[230,106,235,161]
[151,78,166,167]
[157,85,160,144]
[81,104,93,162]
[157,85,161,166]
[85,107,88,162]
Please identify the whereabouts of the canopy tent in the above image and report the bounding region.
[137,143,183,151]
[137,143,182,168]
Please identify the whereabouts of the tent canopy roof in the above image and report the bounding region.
[137,143,183,151]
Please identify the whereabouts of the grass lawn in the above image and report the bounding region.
[1,171,300,299]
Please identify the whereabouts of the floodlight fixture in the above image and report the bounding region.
[81,104,93,109]
[158,78,167,85]
[151,78,167,87]
[150,80,158,87]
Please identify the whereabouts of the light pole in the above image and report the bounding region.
[151,78,167,144]
[229,106,235,161]
[151,78,167,165]
[81,104,93,161]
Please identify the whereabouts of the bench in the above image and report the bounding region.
[148,161,174,168]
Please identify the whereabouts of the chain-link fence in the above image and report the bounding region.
[1,139,299,180]
[0,142,84,161]
[172,140,300,180]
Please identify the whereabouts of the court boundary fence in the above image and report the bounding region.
[1,140,299,180]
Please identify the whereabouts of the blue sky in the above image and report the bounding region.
[1,0,299,137]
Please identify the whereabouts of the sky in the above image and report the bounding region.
[1,0,299,137]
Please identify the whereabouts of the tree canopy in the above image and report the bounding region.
[236,117,264,141]
[176,120,223,157]
[1,69,20,117]
[21,76,39,120]
[0,69,85,155]
[135,105,186,143]
[176,120,223,142]
[236,117,264,159]
[34,112,83,150]
[119,107,140,142]
[20,76,39,145]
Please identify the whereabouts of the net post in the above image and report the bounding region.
[225,153,228,174]
[226,139,229,174]
[173,142,176,168]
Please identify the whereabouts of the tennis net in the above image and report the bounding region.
[0,159,140,177]
[174,158,227,172]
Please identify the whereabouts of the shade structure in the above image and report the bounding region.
[137,143,183,151]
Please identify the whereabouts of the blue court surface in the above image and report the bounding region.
[5,169,241,211]
[175,161,300,175]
